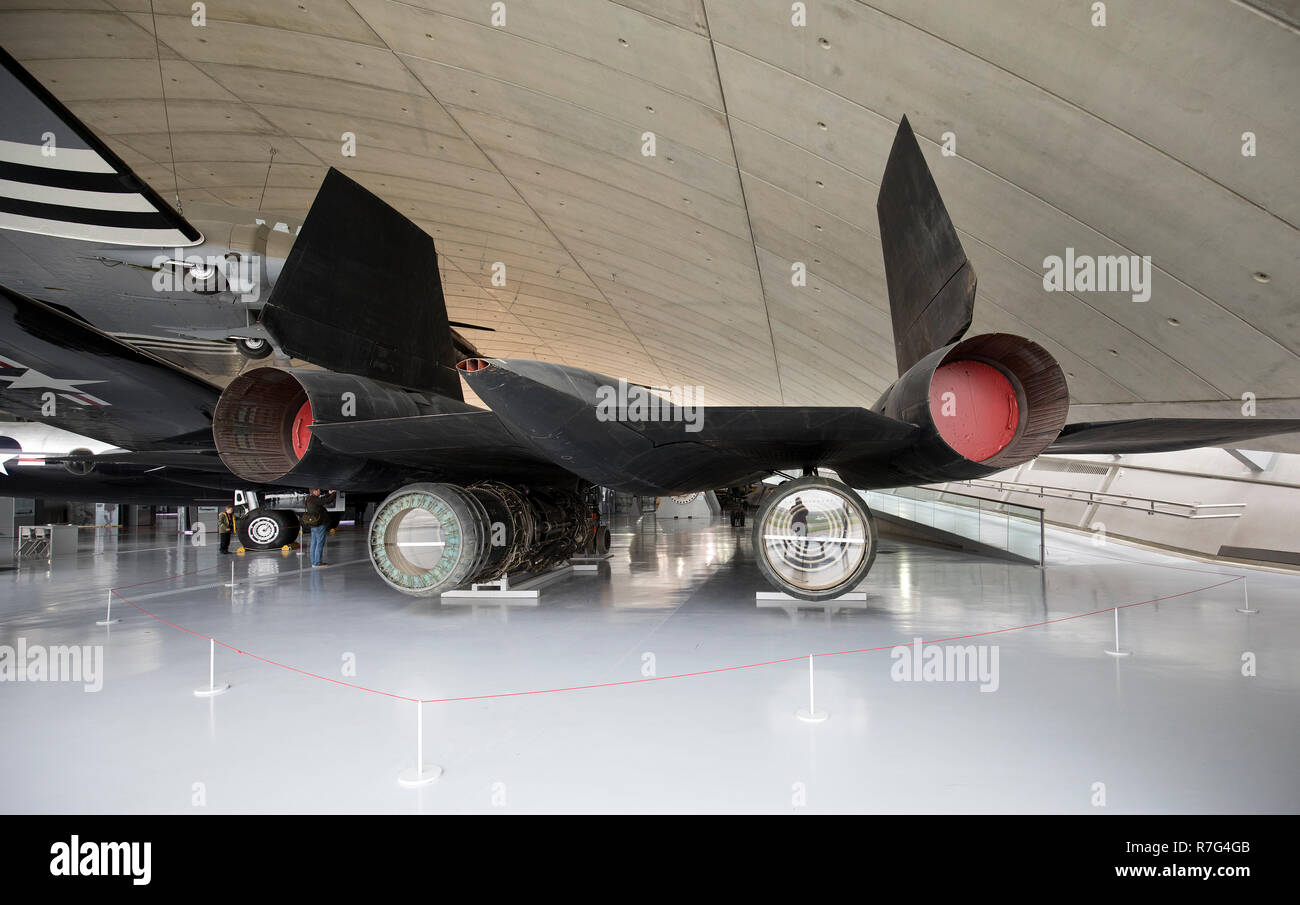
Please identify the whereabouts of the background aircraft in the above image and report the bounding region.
[0,47,488,381]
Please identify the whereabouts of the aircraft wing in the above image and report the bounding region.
[0,47,201,247]
[307,411,579,485]
[42,448,230,472]
[1048,418,1300,455]
[0,282,221,450]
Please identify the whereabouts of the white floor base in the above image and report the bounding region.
[756,591,868,602]
[397,765,442,787]
[95,618,121,626]
[1104,649,1132,657]
[796,708,829,723]
[194,683,231,697]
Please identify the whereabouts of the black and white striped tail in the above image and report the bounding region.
[0,46,201,248]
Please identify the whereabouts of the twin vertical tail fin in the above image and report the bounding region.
[259,168,464,400]
[876,115,976,376]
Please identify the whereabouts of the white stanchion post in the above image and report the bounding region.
[796,654,828,722]
[398,700,442,786]
[224,560,237,588]
[1105,607,1132,657]
[96,589,121,626]
[1236,580,1258,615]
[194,638,231,696]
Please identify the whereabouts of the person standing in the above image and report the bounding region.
[218,504,235,555]
[301,489,336,567]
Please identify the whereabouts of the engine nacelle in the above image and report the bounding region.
[367,482,588,597]
[865,333,1069,485]
[212,366,417,490]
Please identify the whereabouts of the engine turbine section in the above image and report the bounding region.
[753,477,878,601]
[368,482,588,597]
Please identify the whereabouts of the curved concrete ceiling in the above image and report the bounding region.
[2,0,1298,447]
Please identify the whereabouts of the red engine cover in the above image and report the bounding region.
[290,399,314,460]
[928,360,1020,461]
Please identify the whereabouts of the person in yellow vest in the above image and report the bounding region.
[218,504,235,555]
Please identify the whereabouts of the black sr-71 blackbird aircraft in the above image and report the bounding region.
[1,49,1298,600]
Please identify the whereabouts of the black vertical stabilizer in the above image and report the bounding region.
[260,168,463,400]
[876,116,976,376]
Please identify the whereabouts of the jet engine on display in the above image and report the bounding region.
[367,482,589,597]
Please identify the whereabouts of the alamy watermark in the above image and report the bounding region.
[890,638,1000,692]
[151,250,262,300]
[0,637,104,692]
[595,378,704,432]
[49,836,150,885]
[1042,248,1151,303]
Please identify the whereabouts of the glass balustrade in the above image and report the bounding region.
[859,485,1044,565]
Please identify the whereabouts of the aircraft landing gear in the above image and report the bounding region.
[238,507,301,550]
[752,476,877,600]
[233,336,273,359]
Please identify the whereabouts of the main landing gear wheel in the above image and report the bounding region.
[752,476,877,601]
[233,336,273,359]
[368,483,491,597]
[238,508,300,550]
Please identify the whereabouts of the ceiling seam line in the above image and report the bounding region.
[380,0,727,112]
[741,170,1269,393]
[700,0,786,406]
[748,238,1166,404]
[840,2,1299,230]
[342,1,672,388]
[391,51,738,170]
[81,5,333,207]
[722,107,1300,361]
[441,255,568,364]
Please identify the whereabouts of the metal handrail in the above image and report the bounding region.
[952,479,1244,520]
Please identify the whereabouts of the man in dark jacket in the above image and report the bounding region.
[302,489,336,566]
[217,505,235,554]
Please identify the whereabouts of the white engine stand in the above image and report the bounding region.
[441,562,593,601]
[756,591,868,621]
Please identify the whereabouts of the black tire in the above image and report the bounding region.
[594,525,612,555]
[233,336,273,359]
[238,507,300,550]
[752,477,876,601]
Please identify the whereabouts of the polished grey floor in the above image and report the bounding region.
[1,515,1296,814]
